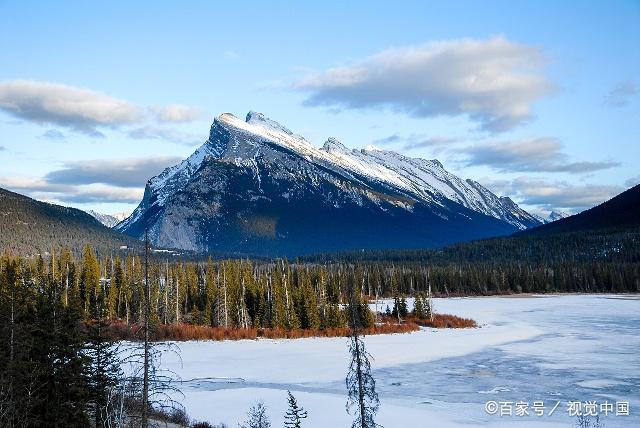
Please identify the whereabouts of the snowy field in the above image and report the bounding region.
[155,295,639,427]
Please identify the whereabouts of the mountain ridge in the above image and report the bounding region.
[520,184,640,236]
[117,111,542,256]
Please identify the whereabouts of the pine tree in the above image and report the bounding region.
[29,286,90,427]
[85,316,123,427]
[205,257,217,326]
[413,293,426,319]
[384,305,391,317]
[284,390,308,428]
[240,401,271,428]
[80,244,101,317]
[345,283,381,428]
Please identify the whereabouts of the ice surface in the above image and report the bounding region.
[152,295,638,427]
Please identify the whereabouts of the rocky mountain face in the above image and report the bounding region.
[117,112,541,256]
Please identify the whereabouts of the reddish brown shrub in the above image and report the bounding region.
[418,313,478,328]
[101,312,474,342]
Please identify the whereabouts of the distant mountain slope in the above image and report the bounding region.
[521,184,640,236]
[305,185,640,265]
[0,187,138,255]
[547,210,569,222]
[87,210,130,228]
[117,111,540,256]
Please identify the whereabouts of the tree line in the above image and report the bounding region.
[0,247,380,332]
[0,243,384,427]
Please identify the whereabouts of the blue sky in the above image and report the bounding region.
[0,0,638,216]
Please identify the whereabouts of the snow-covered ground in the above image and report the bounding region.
[156,295,639,427]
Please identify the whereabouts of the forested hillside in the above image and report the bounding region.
[0,187,139,256]
[303,228,640,294]
[520,184,640,236]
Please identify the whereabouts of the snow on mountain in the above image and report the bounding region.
[87,210,130,228]
[116,111,541,254]
[547,210,570,222]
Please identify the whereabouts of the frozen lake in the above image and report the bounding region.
[158,295,639,427]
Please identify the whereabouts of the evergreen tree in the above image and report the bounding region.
[413,294,426,319]
[85,316,123,427]
[345,284,380,428]
[80,244,101,318]
[284,390,308,428]
[240,401,271,428]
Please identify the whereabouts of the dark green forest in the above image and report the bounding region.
[304,228,640,294]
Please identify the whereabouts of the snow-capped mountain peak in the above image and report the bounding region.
[322,137,351,154]
[548,210,570,222]
[245,111,295,136]
[117,111,541,249]
[87,210,130,228]
[361,145,387,154]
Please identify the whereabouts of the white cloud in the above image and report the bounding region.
[373,133,459,151]
[463,137,619,173]
[45,156,182,188]
[128,125,201,145]
[0,80,206,142]
[34,185,144,204]
[0,80,143,135]
[150,104,205,123]
[0,155,180,205]
[0,176,71,193]
[296,37,554,132]
[0,175,145,204]
[482,176,622,211]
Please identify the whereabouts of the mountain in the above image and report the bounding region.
[0,187,139,255]
[521,184,640,236]
[531,210,570,224]
[306,185,640,266]
[87,210,130,228]
[117,111,541,256]
[547,210,569,222]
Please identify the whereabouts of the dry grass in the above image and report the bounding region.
[380,313,478,329]
[104,311,475,342]
[105,320,420,342]
[417,313,478,328]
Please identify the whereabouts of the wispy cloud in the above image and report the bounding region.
[44,156,182,188]
[603,80,637,108]
[128,126,201,145]
[38,129,66,140]
[0,155,180,204]
[0,80,143,135]
[0,176,145,204]
[482,176,621,211]
[625,175,640,188]
[149,104,205,123]
[373,133,459,151]
[296,37,554,132]
[0,79,205,142]
[463,138,619,174]
[38,186,144,204]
